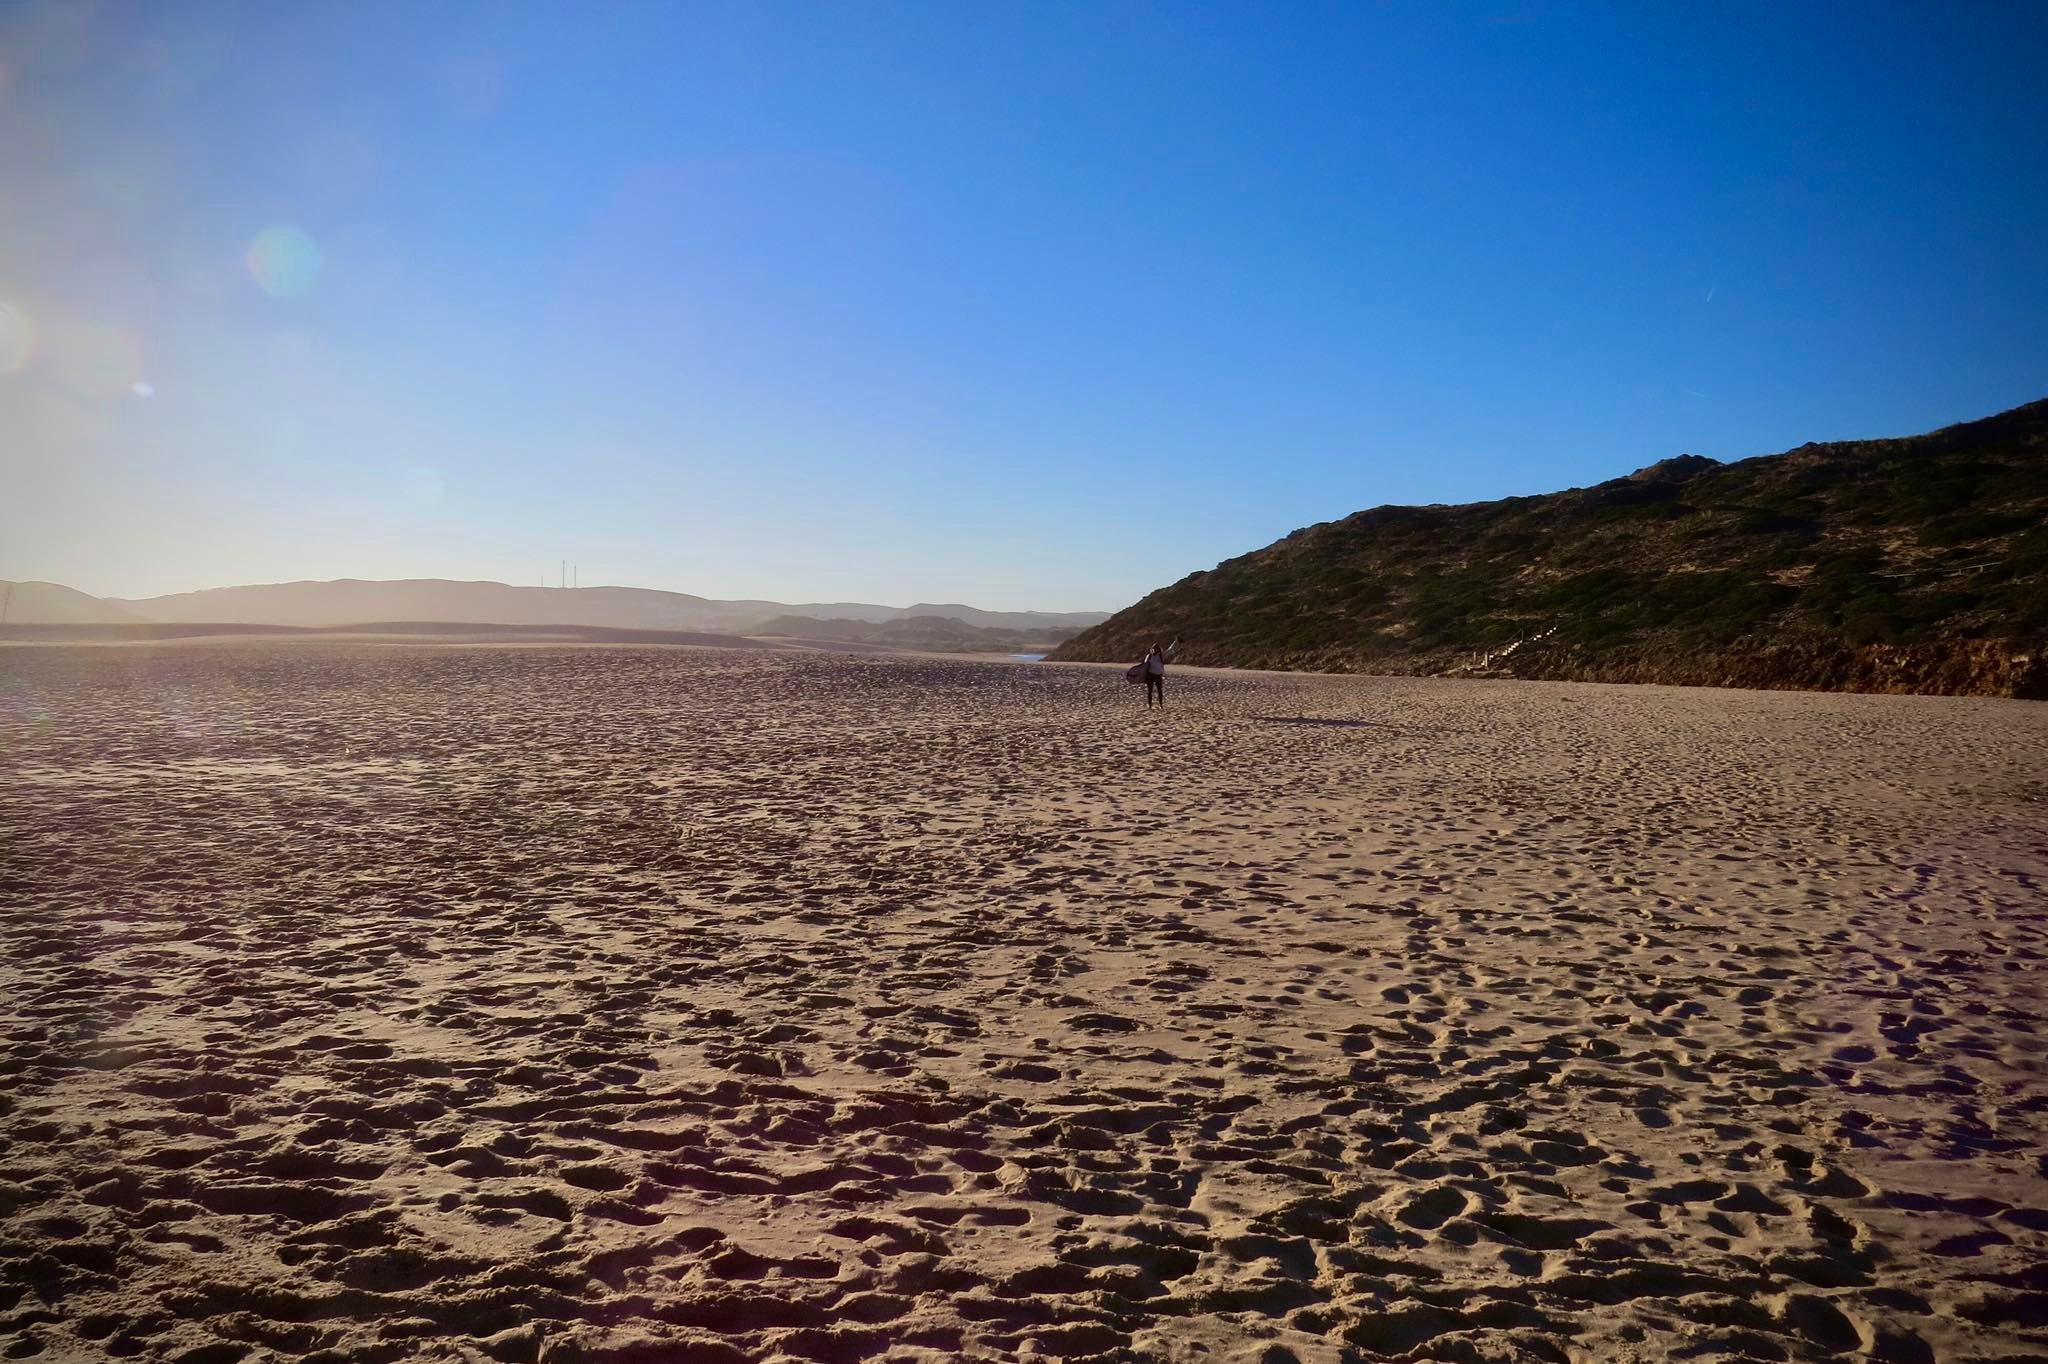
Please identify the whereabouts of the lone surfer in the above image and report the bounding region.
[1143,638,1179,708]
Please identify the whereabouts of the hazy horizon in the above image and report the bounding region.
[4,2,2046,609]
[90,573,1114,616]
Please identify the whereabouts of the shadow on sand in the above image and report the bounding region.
[1251,715,1392,730]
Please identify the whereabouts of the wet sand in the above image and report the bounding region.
[1,643,2044,1363]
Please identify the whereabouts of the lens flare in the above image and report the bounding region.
[0,301,34,372]
[246,227,323,297]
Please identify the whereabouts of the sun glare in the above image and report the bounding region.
[245,227,323,297]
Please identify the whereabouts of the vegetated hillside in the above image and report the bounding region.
[892,603,1106,631]
[0,580,142,625]
[1052,398,2048,698]
[115,579,1105,635]
[755,614,1081,653]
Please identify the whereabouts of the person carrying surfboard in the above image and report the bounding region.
[1137,637,1180,708]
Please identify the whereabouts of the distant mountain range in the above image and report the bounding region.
[1052,397,2048,698]
[756,614,1077,652]
[0,577,1105,641]
[0,580,144,625]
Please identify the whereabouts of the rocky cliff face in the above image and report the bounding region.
[1052,398,2048,698]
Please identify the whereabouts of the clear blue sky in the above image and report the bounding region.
[4,1,2045,609]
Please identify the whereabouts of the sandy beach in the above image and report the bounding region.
[1,643,2043,1364]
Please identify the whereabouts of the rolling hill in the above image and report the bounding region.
[755,614,1082,653]
[0,580,144,626]
[1051,398,2048,698]
[110,580,1105,636]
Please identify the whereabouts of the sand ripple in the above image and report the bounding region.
[1,644,2044,1362]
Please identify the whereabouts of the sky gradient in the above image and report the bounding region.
[4,1,2046,609]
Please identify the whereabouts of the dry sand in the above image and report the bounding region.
[1,643,2044,1364]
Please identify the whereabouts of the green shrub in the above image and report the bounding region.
[1919,511,2031,546]
[1844,611,1897,647]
